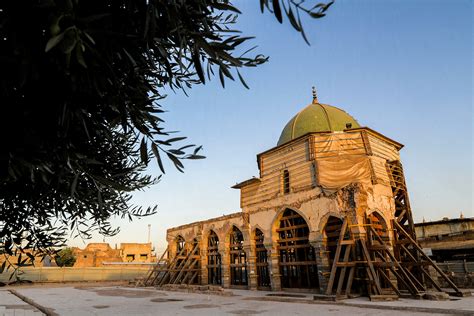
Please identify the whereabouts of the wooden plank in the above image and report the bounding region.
[277,244,312,250]
[144,245,169,286]
[335,262,357,267]
[276,224,309,232]
[393,220,462,294]
[420,267,442,292]
[360,239,383,295]
[326,218,349,295]
[345,266,355,295]
[378,268,400,296]
[158,245,187,286]
[336,244,352,295]
[368,226,423,295]
[340,240,355,245]
[276,236,310,243]
[278,261,318,266]
[171,244,200,284]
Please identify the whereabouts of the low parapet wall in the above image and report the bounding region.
[435,261,474,288]
[0,266,150,283]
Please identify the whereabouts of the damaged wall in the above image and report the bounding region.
[165,128,404,293]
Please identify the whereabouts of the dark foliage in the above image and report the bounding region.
[55,247,76,267]
[0,0,332,267]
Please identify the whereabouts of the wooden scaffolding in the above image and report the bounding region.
[325,161,465,300]
[142,241,201,287]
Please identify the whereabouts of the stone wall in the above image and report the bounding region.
[166,183,396,293]
[165,129,402,293]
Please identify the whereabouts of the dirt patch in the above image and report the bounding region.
[3,304,37,310]
[93,305,110,309]
[150,298,183,303]
[228,310,264,315]
[183,304,219,309]
[76,287,165,298]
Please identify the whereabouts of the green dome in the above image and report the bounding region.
[277,102,360,146]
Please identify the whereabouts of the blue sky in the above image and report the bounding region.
[69,0,472,252]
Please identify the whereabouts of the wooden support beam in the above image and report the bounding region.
[360,239,383,295]
[146,246,169,286]
[336,243,352,295]
[393,220,462,295]
[326,218,349,295]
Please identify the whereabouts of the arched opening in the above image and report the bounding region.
[282,169,290,194]
[324,216,344,262]
[255,228,271,288]
[189,238,200,284]
[367,212,389,241]
[323,216,345,292]
[175,235,187,269]
[176,235,186,256]
[207,230,222,285]
[230,226,248,286]
[366,212,391,291]
[278,209,319,289]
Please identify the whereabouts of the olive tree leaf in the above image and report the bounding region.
[45,32,65,52]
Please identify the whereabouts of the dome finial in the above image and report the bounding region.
[312,86,318,103]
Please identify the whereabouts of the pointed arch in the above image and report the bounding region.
[319,212,344,235]
[230,226,248,286]
[367,210,389,241]
[271,206,313,240]
[189,238,200,284]
[175,235,186,256]
[323,216,344,262]
[255,228,271,288]
[174,235,187,274]
[276,208,319,289]
[207,230,221,285]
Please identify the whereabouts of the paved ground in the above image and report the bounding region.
[0,289,42,316]
[1,285,473,316]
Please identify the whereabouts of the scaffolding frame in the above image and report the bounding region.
[325,161,464,299]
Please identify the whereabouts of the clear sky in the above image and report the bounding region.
[69,0,473,253]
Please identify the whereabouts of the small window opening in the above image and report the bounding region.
[283,170,290,194]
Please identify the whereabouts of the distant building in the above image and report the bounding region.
[120,243,154,263]
[415,217,474,262]
[73,243,155,267]
[0,249,57,267]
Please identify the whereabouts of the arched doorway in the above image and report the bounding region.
[175,235,187,268]
[324,216,344,263]
[230,226,248,286]
[277,209,319,289]
[176,235,186,255]
[367,212,389,241]
[366,211,392,291]
[323,216,345,291]
[255,228,271,289]
[207,230,222,285]
[189,238,200,284]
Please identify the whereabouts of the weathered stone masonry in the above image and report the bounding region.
[165,97,405,293]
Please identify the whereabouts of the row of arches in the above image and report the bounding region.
[173,209,389,290]
[206,227,265,287]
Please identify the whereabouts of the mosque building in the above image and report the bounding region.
[150,90,462,298]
